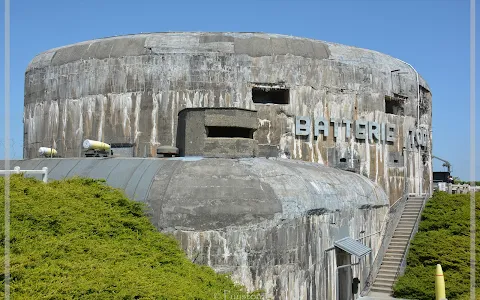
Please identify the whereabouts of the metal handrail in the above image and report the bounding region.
[0,166,49,183]
[394,192,430,281]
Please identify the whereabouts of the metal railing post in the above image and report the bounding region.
[42,167,48,183]
[0,166,49,183]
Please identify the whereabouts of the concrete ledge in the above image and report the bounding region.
[204,138,257,158]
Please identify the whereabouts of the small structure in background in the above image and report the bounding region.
[176,108,258,158]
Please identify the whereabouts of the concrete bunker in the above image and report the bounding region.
[176,107,259,158]
[23,32,433,201]
[1,157,389,300]
[18,31,434,299]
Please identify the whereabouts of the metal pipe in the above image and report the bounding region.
[324,246,336,300]
[356,230,382,241]
[394,58,422,195]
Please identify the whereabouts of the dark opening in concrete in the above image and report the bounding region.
[385,95,405,115]
[206,126,253,139]
[252,87,289,104]
[340,158,347,163]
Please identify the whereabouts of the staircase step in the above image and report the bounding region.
[395,231,413,235]
[377,268,399,275]
[397,221,415,227]
[387,245,407,251]
[382,255,403,261]
[405,204,422,207]
[372,281,394,289]
[398,223,416,226]
[390,237,409,242]
[388,246,407,251]
[389,242,408,247]
[380,263,401,269]
[377,269,397,280]
[377,272,398,279]
[391,234,410,238]
[384,252,404,258]
[394,232,412,236]
[371,286,393,293]
[395,228,413,231]
[380,263,401,270]
[382,258,402,264]
[382,256,402,267]
[375,277,396,284]
[393,234,411,239]
[391,235,410,239]
[393,234,411,238]
[385,247,405,255]
[377,269,398,275]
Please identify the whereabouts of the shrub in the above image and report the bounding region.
[0,175,255,299]
[392,192,480,300]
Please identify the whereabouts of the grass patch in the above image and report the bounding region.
[0,175,256,299]
[392,192,480,300]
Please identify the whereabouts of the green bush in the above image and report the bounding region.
[0,175,256,299]
[392,192,480,300]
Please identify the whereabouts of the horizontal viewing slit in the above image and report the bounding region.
[206,126,253,139]
[385,95,404,115]
[252,87,289,104]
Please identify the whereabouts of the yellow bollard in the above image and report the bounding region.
[435,264,446,300]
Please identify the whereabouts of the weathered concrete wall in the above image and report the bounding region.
[24,32,432,202]
[1,157,389,299]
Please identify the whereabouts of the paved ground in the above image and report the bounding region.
[358,291,412,300]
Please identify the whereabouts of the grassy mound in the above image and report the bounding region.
[393,192,480,300]
[0,175,255,299]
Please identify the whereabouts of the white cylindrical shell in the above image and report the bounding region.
[38,147,57,156]
[83,139,111,150]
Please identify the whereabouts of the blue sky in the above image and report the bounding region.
[0,0,478,180]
